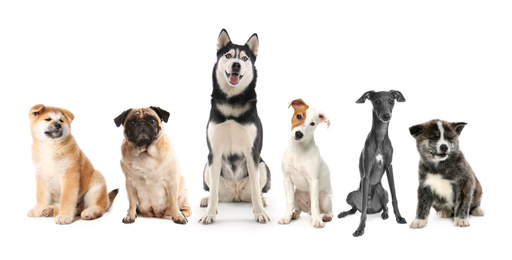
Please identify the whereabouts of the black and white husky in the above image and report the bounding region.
[199,29,271,224]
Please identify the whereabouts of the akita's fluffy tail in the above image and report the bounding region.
[107,189,119,210]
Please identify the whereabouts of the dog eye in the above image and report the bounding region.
[375,100,382,105]
[296,114,302,120]
[130,121,135,125]
[45,118,51,122]
[225,54,232,59]
[389,100,395,105]
[151,119,157,124]
[310,122,315,126]
[59,119,64,123]
[242,56,248,61]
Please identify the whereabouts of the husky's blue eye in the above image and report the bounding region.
[225,54,232,59]
[242,56,248,61]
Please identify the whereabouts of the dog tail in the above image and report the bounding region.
[107,189,119,210]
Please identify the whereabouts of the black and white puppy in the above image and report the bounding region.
[409,120,484,228]
[199,29,271,224]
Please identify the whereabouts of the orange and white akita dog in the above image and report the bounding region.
[27,104,117,224]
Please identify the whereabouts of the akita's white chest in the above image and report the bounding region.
[34,147,71,200]
[208,120,257,155]
[423,173,454,206]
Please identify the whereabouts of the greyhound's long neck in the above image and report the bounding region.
[371,112,389,145]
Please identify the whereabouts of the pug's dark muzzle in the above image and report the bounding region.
[126,121,158,147]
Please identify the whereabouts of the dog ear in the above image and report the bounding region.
[245,33,259,57]
[356,91,375,103]
[288,99,307,110]
[409,124,424,137]
[114,109,132,127]
[217,29,232,51]
[319,112,331,129]
[390,90,406,102]
[451,122,467,136]
[60,108,75,122]
[29,104,45,119]
[150,106,170,123]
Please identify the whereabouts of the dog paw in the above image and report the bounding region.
[438,210,453,218]
[353,228,365,237]
[55,214,73,225]
[170,214,188,225]
[312,217,325,228]
[81,208,101,220]
[278,217,291,225]
[381,211,389,220]
[410,218,427,229]
[199,197,209,208]
[470,207,484,217]
[322,214,333,222]
[291,210,301,220]
[122,214,137,224]
[254,210,270,224]
[454,217,470,227]
[199,212,216,224]
[27,208,42,217]
[42,206,58,217]
[396,216,407,224]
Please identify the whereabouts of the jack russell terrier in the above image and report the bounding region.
[278,99,333,228]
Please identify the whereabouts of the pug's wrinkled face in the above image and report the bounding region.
[115,107,169,148]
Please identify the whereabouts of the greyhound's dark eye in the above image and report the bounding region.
[389,100,395,105]
[296,114,302,120]
[225,54,232,59]
[45,118,51,122]
[310,122,315,126]
[242,56,248,61]
[375,100,382,105]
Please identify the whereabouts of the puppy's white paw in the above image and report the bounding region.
[199,212,216,224]
[454,217,470,227]
[55,214,73,225]
[312,217,325,228]
[27,208,42,217]
[410,218,428,229]
[278,216,291,225]
[254,210,270,224]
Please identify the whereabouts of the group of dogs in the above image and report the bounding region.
[27,29,484,237]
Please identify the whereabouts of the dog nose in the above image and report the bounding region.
[54,123,61,129]
[382,114,391,121]
[138,122,147,127]
[440,144,448,152]
[295,131,303,140]
[232,62,241,72]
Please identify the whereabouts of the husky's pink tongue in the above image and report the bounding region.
[230,73,239,85]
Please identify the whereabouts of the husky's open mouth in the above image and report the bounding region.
[225,71,244,85]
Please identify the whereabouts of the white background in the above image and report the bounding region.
[1,0,510,259]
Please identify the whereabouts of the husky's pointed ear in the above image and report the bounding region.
[60,108,75,122]
[217,29,231,51]
[356,91,375,103]
[246,33,259,56]
[288,99,308,110]
[319,112,331,129]
[451,122,467,136]
[150,106,170,123]
[390,90,406,102]
[29,104,45,119]
[409,124,424,138]
[114,109,132,127]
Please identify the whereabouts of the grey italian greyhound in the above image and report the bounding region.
[338,90,407,237]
